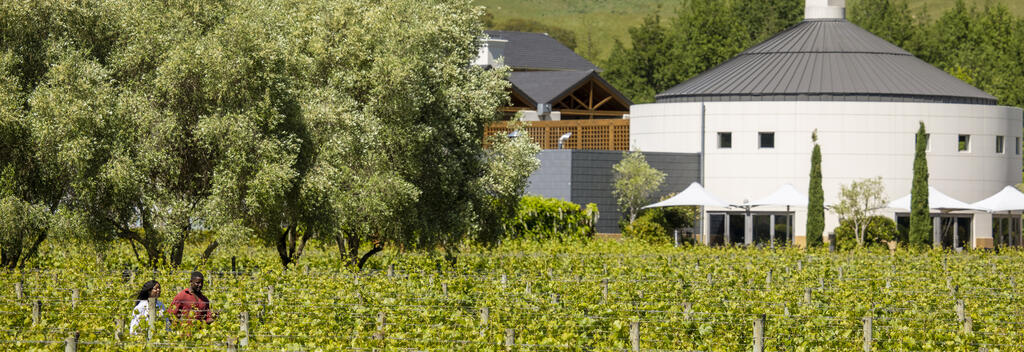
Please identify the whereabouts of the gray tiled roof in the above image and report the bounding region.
[485,30,598,71]
[656,20,997,105]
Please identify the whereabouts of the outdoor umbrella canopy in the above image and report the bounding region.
[746,184,808,208]
[642,182,730,209]
[887,186,988,211]
[971,186,1024,212]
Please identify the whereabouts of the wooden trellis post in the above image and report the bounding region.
[239,312,250,347]
[630,321,640,352]
[753,314,765,352]
[31,299,41,325]
[862,317,872,351]
[64,332,78,352]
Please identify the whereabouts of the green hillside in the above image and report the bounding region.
[475,0,1024,63]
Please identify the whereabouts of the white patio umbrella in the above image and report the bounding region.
[744,184,808,248]
[642,182,730,209]
[887,186,988,211]
[642,182,730,247]
[888,186,987,249]
[971,186,1024,212]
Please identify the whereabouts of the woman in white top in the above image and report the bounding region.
[129,280,170,335]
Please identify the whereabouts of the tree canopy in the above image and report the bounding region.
[0,0,532,269]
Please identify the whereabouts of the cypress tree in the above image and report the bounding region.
[806,130,824,247]
[909,122,931,246]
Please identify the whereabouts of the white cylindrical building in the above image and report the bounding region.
[629,0,1023,248]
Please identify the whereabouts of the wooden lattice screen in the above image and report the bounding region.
[484,119,630,150]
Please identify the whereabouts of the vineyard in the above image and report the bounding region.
[1,241,1023,351]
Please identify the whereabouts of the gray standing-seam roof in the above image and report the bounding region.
[485,30,598,71]
[510,70,633,106]
[656,20,997,105]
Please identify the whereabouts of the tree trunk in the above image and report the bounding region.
[276,226,293,268]
[357,246,383,270]
[17,232,47,269]
[201,241,219,260]
[345,234,360,267]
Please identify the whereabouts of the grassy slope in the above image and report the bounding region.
[474,0,1024,64]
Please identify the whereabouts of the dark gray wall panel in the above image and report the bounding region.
[525,150,572,201]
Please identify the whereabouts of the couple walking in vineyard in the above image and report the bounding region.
[129,272,217,335]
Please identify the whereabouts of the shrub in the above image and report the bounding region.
[834,216,898,250]
[623,216,668,245]
[505,196,597,242]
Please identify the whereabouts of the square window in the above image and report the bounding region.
[759,132,774,149]
[718,132,732,149]
[996,136,1005,154]
[958,135,970,152]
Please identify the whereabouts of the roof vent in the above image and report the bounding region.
[805,0,845,20]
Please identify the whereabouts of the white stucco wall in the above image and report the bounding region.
[630,101,1023,247]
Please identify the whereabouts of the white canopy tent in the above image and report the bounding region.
[642,182,730,209]
[971,186,1024,212]
[972,186,1024,247]
[742,184,808,248]
[888,186,987,249]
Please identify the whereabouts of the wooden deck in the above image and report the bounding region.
[485,119,630,150]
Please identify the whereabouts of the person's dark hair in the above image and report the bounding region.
[190,271,204,281]
[135,280,159,303]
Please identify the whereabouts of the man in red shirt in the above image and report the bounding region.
[168,271,216,325]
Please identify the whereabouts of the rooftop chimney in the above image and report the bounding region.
[474,37,508,68]
[805,0,845,20]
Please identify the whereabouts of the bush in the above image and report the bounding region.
[505,196,597,242]
[623,216,668,245]
[834,216,898,250]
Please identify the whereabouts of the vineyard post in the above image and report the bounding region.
[818,277,824,290]
[885,278,891,289]
[838,267,844,281]
[862,317,872,351]
[130,271,135,285]
[226,338,237,352]
[804,288,812,305]
[374,311,386,339]
[674,229,680,247]
[72,289,80,309]
[683,302,693,320]
[551,293,560,305]
[64,331,78,352]
[525,281,531,295]
[963,316,972,334]
[695,259,699,270]
[387,265,394,277]
[766,269,772,286]
[267,286,274,305]
[629,321,639,352]
[480,307,489,325]
[240,311,250,347]
[601,279,608,303]
[707,273,713,286]
[797,260,802,271]
[501,274,507,286]
[114,318,124,341]
[147,297,156,341]
[304,264,309,275]
[955,299,965,322]
[442,282,448,297]
[15,281,23,300]
[753,314,765,352]
[505,328,515,349]
[31,299,41,325]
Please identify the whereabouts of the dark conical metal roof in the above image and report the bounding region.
[655,20,997,105]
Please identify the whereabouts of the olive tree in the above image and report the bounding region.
[613,151,666,224]
[833,177,887,247]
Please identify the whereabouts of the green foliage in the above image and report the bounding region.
[612,151,666,225]
[910,122,932,247]
[476,120,542,243]
[603,0,802,102]
[0,195,48,269]
[505,196,596,242]
[488,17,578,50]
[834,215,898,250]
[832,177,888,247]
[806,132,824,247]
[622,214,668,244]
